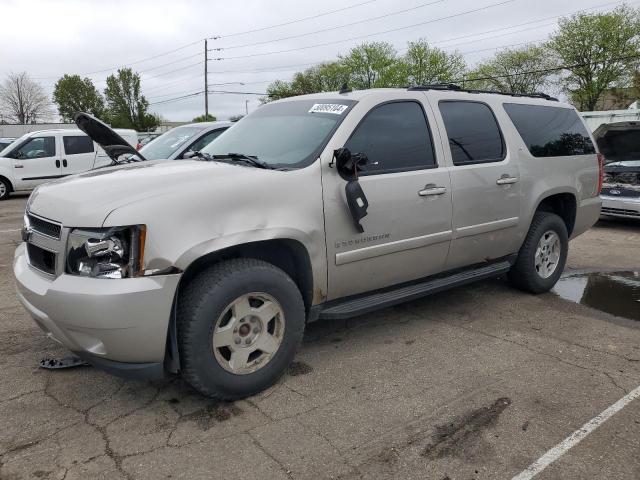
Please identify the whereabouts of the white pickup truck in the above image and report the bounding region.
[0,128,138,200]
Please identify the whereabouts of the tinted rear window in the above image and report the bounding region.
[439,101,504,165]
[63,136,94,155]
[504,104,595,157]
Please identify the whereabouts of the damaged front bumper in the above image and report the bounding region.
[13,243,181,379]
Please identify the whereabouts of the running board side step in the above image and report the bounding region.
[319,261,511,320]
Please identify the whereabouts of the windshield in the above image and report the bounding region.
[138,126,204,160]
[201,99,355,168]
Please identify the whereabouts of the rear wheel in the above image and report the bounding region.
[178,258,305,399]
[0,178,10,200]
[508,212,568,293]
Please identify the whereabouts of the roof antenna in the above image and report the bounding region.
[339,83,352,94]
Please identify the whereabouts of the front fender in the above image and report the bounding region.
[175,227,318,271]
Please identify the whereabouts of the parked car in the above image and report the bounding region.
[0,137,16,151]
[136,122,231,161]
[14,86,602,399]
[0,128,138,200]
[593,121,640,219]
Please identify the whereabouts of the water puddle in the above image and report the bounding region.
[553,271,640,321]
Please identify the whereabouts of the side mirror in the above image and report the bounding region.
[333,147,368,180]
[333,148,369,233]
[182,150,197,159]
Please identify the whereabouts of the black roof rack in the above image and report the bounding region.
[407,83,558,101]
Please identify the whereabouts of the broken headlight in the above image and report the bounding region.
[66,226,146,279]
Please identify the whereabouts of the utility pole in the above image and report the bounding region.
[204,39,209,120]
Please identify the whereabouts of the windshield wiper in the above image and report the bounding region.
[209,153,274,170]
[188,150,215,161]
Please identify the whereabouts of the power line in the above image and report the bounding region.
[216,0,444,50]
[34,0,380,80]
[149,89,267,106]
[33,40,203,80]
[212,0,379,39]
[202,0,628,75]
[216,0,516,60]
[149,91,205,106]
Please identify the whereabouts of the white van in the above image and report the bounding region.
[0,128,138,200]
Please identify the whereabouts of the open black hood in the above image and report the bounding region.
[74,112,146,162]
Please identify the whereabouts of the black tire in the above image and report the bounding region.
[0,178,10,201]
[178,258,305,400]
[508,212,568,294]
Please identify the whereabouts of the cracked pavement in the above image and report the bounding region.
[1,194,639,479]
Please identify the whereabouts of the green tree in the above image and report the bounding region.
[192,113,217,122]
[104,68,158,130]
[466,45,557,93]
[53,74,104,122]
[400,40,466,86]
[549,6,640,111]
[265,61,349,101]
[340,42,403,89]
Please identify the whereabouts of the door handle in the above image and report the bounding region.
[62,159,67,167]
[14,164,23,169]
[55,159,60,168]
[418,184,447,196]
[496,175,519,185]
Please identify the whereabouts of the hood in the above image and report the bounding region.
[27,160,273,226]
[593,121,640,163]
[74,112,145,162]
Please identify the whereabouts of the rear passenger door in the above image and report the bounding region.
[61,134,96,175]
[435,100,522,269]
[324,99,453,299]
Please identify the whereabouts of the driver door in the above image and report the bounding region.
[11,134,61,190]
[322,97,453,299]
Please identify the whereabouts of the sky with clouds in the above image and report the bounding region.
[0,0,630,123]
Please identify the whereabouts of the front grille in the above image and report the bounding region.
[27,213,61,239]
[601,207,640,217]
[601,186,640,198]
[27,243,57,275]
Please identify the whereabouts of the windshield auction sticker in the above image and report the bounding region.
[308,104,349,115]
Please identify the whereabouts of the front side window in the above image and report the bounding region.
[202,99,355,168]
[139,126,204,160]
[344,101,436,174]
[63,136,94,155]
[187,129,226,154]
[439,101,505,166]
[504,103,596,157]
[13,137,55,159]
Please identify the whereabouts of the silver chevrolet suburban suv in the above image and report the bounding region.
[13,85,603,399]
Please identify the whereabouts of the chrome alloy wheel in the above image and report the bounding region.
[212,292,285,375]
[534,230,561,279]
[0,182,6,197]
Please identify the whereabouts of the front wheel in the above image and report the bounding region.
[178,258,305,400]
[508,212,568,294]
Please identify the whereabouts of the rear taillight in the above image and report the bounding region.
[597,153,605,195]
[136,143,142,151]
